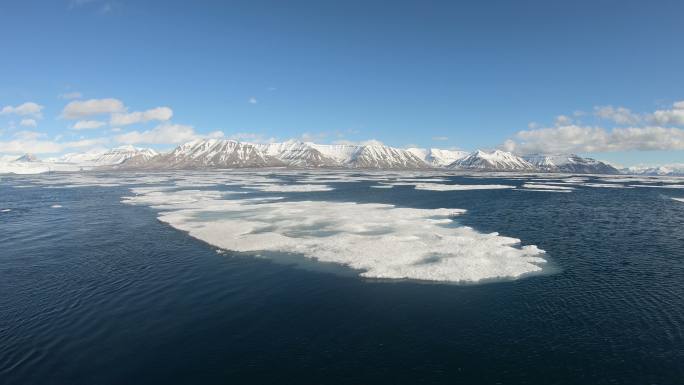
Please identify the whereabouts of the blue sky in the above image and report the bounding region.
[1,0,683,166]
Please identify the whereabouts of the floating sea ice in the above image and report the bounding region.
[580,183,631,189]
[628,184,684,189]
[244,184,335,192]
[521,183,574,192]
[413,183,516,191]
[123,187,548,283]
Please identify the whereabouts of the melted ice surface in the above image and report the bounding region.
[122,185,547,283]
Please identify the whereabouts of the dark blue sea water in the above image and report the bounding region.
[1,172,683,384]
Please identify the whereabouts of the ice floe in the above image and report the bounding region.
[243,184,335,192]
[123,187,547,283]
[412,183,515,191]
[521,183,574,192]
[628,184,684,189]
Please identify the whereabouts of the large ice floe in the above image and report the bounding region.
[123,185,547,283]
[520,183,575,192]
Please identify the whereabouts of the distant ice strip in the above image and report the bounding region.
[673,198,684,203]
[244,184,335,192]
[123,187,547,283]
[413,183,515,191]
[628,184,684,189]
[580,183,630,188]
[521,183,574,191]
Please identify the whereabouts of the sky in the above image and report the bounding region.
[1,0,683,167]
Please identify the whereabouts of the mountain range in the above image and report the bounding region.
[1,139,676,175]
[107,139,622,174]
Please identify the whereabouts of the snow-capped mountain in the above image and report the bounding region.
[0,139,630,174]
[623,164,684,176]
[0,153,81,174]
[123,139,284,169]
[60,145,158,166]
[449,150,535,171]
[523,154,619,174]
[13,153,39,162]
[253,140,337,167]
[407,148,469,167]
[309,143,428,169]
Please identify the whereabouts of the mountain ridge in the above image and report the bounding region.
[0,138,656,175]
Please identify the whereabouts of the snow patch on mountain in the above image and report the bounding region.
[407,148,469,167]
[310,143,428,169]
[253,140,337,167]
[523,154,619,174]
[450,150,535,171]
[624,164,684,176]
[122,139,283,169]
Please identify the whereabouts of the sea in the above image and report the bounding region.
[1,170,683,384]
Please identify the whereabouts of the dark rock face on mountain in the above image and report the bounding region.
[523,154,619,174]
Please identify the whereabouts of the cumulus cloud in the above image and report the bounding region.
[0,102,44,119]
[652,100,684,125]
[502,124,684,154]
[0,133,108,155]
[14,130,46,140]
[115,123,203,145]
[332,139,386,146]
[110,106,173,126]
[0,139,63,154]
[227,132,275,143]
[594,106,641,125]
[62,98,125,119]
[554,115,573,126]
[72,120,106,130]
[20,119,37,128]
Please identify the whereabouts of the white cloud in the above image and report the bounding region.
[554,115,572,126]
[248,97,258,104]
[62,98,125,119]
[206,130,225,139]
[594,106,641,125]
[59,92,83,100]
[227,132,275,143]
[110,106,173,126]
[115,123,201,145]
[652,100,684,125]
[0,102,44,119]
[503,124,684,154]
[14,130,46,140]
[0,134,108,155]
[332,139,386,146]
[20,119,37,128]
[0,139,63,154]
[72,120,106,130]
[431,136,449,141]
